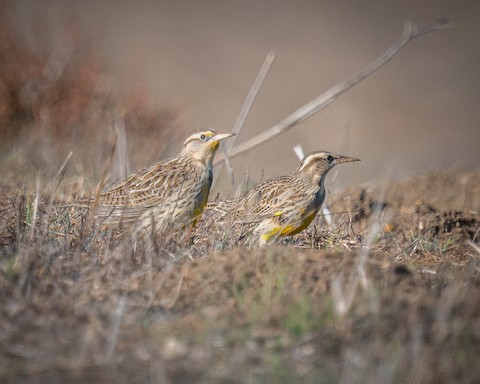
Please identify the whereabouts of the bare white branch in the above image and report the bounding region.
[214,18,453,165]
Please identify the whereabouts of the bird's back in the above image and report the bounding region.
[238,173,321,219]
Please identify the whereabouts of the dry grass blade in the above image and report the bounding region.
[113,111,130,181]
[469,240,480,255]
[105,295,127,362]
[28,176,40,241]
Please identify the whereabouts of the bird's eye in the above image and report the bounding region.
[327,155,334,163]
[200,134,207,141]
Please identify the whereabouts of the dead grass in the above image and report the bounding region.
[0,169,479,383]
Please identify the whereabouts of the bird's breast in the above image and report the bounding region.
[191,165,213,217]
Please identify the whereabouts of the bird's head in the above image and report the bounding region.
[181,129,235,163]
[296,151,360,185]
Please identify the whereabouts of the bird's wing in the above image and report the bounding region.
[94,156,192,221]
[237,176,299,220]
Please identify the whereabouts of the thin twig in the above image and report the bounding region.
[215,52,275,190]
[214,18,453,164]
[113,111,130,180]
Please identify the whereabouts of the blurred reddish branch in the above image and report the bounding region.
[0,2,181,177]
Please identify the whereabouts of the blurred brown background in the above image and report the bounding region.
[9,0,480,189]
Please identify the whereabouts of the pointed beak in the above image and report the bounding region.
[335,155,361,164]
[212,132,236,142]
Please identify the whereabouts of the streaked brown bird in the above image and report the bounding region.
[214,151,359,245]
[93,129,234,236]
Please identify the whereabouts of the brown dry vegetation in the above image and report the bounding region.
[0,168,479,384]
[1,4,480,383]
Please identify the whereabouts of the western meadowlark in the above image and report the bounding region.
[214,151,359,245]
[92,129,234,236]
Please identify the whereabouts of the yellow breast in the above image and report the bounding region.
[258,209,319,244]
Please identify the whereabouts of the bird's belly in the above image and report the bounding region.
[257,208,319,244]
[281,209,318,236]
[191,179,211,218]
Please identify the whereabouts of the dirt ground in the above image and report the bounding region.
[0,169,479,383]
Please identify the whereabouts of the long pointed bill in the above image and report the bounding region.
[212,132,236,142]
[335,155,361,164]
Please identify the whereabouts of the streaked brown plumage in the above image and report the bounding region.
[93,129,234,235]
[213,151,359,245]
